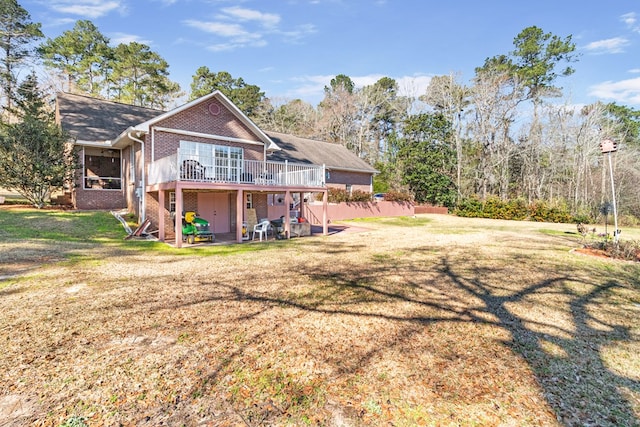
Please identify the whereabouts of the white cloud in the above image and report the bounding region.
[621,12,636,26]
[277,24,317,43]
[184,20,249,37]
[184,6,313,51]
[620,12,640,33]
[584,37,629,54]
[589,77,640,106]
[48,1,123,19]
[220,6,280,28]
[183,19,265,50]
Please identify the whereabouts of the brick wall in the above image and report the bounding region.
[148,99,264,162]
[147,190,203,237]
[74,187,127,210]
[326,169,372,193]
[252,193,269,221]
[415,205,448,214]
[305,200,414,224]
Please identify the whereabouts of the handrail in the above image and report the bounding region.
[148,150,325,187]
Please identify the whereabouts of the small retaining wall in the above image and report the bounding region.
[415,204,448,214]
[304,201,414,224]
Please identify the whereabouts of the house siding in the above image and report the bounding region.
[74,187,127,210]
[326,169,372,193]
[148,99,265,163]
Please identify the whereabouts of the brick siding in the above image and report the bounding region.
[148,99,264,162]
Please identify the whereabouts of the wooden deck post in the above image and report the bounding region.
[158,190,165,241]
[236,189,244,242]
[174,186,183,248]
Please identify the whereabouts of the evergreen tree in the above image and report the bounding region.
[109,42,180,109]
[0,0,42,116]
[397,113,456,206]
[0,73,77,207]
[38,20,111,96]
[189,67,264,117]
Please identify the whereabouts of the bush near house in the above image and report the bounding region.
[321,188,414,204]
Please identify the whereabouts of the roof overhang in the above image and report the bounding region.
[326,165,379,175]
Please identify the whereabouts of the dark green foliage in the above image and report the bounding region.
[454,197,580,223]
[397,113,456,207]
[0,0,43,113]
[0,73,77,208]
[528,200,572,223]
[38,20,111,96]
[110,42,180,109]
[325,74,354,94]
[320,188,379,203]
[603,102,640,148]
[190,67,264,117]
[383,190,413,203]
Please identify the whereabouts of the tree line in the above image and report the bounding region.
[0,0,638,220]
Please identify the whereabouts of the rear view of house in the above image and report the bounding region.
[56,91,377,246]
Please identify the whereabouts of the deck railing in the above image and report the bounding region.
[148,151,325,188]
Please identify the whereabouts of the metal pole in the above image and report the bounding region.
[608,152,619,244]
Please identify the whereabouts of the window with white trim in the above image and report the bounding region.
[180,141,243,181]
[83,147,122,190]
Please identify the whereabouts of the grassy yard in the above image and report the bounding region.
[0,207,639,426]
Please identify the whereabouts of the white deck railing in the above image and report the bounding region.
[148,151,325,188]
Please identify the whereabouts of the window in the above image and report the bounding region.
[169,192,176,213]
[246,193,253,209]
[180,141,243,181]
[84,147,122,190]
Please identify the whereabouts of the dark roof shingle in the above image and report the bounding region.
[266,131,376,173]
[56,92,163,142]
[55,93,376,174]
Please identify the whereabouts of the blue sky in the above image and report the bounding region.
[21,0,640,108]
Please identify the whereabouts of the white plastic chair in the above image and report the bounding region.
[259,218,273,235]
[252,220,271,241]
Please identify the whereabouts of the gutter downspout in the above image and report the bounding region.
[128,130,146,221]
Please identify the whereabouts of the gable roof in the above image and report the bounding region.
[56,91,279,151]
[55,92,376,175]
[266,131,377,174]
[130,91,279,151]
[56,92,162,145]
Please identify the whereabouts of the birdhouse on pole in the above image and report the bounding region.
[599,139,618,153]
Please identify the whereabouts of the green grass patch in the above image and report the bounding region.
[346,216,432,227]
[0,208,294,258]
[0,209,126,242]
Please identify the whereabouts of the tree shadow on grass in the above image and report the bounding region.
[133,236,640,425]
[221,244,639,426]
[436,257,639,426]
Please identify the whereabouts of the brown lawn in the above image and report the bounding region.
[0,213,639,426]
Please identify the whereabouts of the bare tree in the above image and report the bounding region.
[421,73,470,201]
[468,68,522,200]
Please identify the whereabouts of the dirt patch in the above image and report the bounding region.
[574,247,614,259]
[0,394,41,425]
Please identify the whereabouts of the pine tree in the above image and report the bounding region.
[0,73,77,207]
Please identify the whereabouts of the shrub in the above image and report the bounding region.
[349,190,373,202]
[383,190,413,203]
[455,197,579,223]
[586,239,640,262]
[453,197,483,218]
[321,188,384,203]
